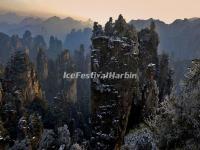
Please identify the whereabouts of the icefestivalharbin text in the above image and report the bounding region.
[63,72,138,79]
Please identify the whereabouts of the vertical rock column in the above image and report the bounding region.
[90,16,139,149]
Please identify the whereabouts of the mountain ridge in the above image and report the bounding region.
[0,12,92,42]
[129,18,200,60]
[0,12,200,60]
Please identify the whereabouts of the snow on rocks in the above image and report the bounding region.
[122,125,158,150]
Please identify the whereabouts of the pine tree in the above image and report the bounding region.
[114,14,127,37]
[105,17,113,36]
[92,22,103,37]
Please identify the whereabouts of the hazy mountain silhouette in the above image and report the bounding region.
[65,18,200,59]
[64,28,92,52]
[0,12,26,24]
[0,13,92,42]
[130,18,200,60]
[0,13,200,60]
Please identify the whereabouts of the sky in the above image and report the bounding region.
[0,0,200,24]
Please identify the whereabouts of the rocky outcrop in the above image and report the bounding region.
[64,28,92,53]
[31,35,47,61]
[0,33,12,63]
[37,48,48,91]
[3,51,43,106]
[142,64,159,118]
[48,36,63,59]
[0,31,47,64]
[56,49,77,103]
[0,65,4,105]
[90,15,139,149]
[0,51,44,142]
[90,16,173,149]
[0,52,45,146]
[138,21,159,85]
[128,22,160,121]
[0,82,2,105]
[74,44,90,118]
[158,54,173,100]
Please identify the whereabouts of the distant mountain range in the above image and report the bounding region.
[64,18,200,60]
[0,13,200,60]
[130,18,200,60]
[0,13,92,42]
[0,12,26,24]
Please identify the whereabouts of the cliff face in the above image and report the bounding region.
[136,23,160,118]
[48,36,63,59]
[0,31,47,64]
[0,48,86,149]
[74,44,91,118]
[56,49,77,103]
[121,21,174,149]
[3,51,43,105]
[0,65,3,104]
[37,48,48,90]
[138,22,159,85]
[0,51,44,142]
[0,83,2,105]
[90,16,173,149]
[90,15,139,149]
[137,22,172,116]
